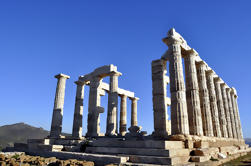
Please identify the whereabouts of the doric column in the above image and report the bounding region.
[196,61,214,137]
[72,81,85,139]
[183,49,203,136]
[50,73,70,138]
[131,97,139,127]
[206,70,221,137]
[230,88,240,139]
[106,72,121,136]
[86,77,104,137]
[151,59,169,138]
[232,88,243,139]
[119,95,127,136]
[226,88,238,138]
[162,29,189,135]
[214,77,228,138]
[221,83,233,138]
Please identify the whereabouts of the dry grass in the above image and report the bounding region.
[221,152,251,166]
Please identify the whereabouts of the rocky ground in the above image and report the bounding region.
[220,152,251,166]
[0,152,94,166]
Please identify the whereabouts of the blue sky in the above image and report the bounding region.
[0,1,250,138]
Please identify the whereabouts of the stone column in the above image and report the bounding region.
[86,77,104,137]
[232,89,243,139]
[183,49,203,136]
[119,95,127,136]
[72,81,85,139]
[206,70,221,137]
[196,61,214,137]
[106,72,121,136]
[214,77,228,138]
[131,97,139,127]
[163,29,189,135]
[50,73,70,138]
[151,59,169,138]
[230,88,240,139]
[221,83,233,138]
[226,88,238,139]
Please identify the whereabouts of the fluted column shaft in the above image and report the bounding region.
[119,95,127,136]
[230,89,240,139]
[226,88,237,138]
[167,41,189,135]
[206,70,221,137]
[106,72,120,136]
[151,59,168,138]
[214,78,228,137]
[131,97,138,127]
[50,74,70,138]
[196,62,214,137]
[233,92,243,139]
[72,81,85,139]
[221,83,233,138]
[184,50,203,136]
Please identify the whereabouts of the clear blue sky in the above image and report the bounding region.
[0,1,250,138]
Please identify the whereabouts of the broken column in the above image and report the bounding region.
[214,77,228,138]
[162,28,189,135]
[106,72,121,136]
[72,81,85,139]
[226,88,238,139]
[119,95,127,136]
[130,97,139,127]
[50,73,70,138]
[206,70,221,137]
[196,61,213,137]
[151,59,169,138]
[221,83,233,138]
[183,49,203,136]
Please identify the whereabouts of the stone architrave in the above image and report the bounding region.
[226,88,238,139]
[72,81,85,139]
[232,89,243,139]
[230,88,240,139]
[131,97,139,127]
[183,49,203,136]
[119,95,127,136]
[50,73,70,138]
[151,59,169,138]
[196,61,214,137]
[86,77,105,137]
[106,72,121,136]
[206,70,221,137]
[162,29,189,135]
[214,77,228,138]
[221,83,233,138]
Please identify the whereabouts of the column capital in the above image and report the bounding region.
[231,87,238,97]
[74,80,86,86]
[110,71,122,77]
[162,28,183,46]
[195,60,207,67]
[206,69,215,76]
[129,97,139,101]
[226,87,231,92]
[182,48,198,58]
[213,76,222,83]
[55,73,70,79]
[220,82,228,88]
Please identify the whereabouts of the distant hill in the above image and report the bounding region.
[0,123,49,150]
[245,138,251,147]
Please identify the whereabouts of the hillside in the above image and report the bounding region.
[0,123,49,150]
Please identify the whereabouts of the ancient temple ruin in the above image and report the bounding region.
[13,28,250,166]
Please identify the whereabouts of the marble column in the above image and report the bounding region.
[232,89,243,139]
[206,70,221,137]
[86,77,104,137]
[183,49,203,136]
[131,97,139,127]
[196,61,214,137]
[151,59,169,138]
[106,72,121,136]
[50,73,70,138]
[119,95,127,136]
[72,81,85,139]
[163,29,189,135]
[221,83,233,138]
[226,88,238,138]
[214,77,228,138]
[230,88,240,139]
